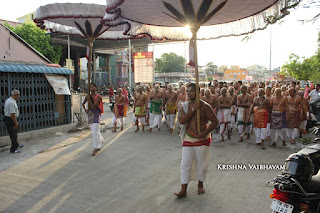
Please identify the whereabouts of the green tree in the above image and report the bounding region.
[282,32,320,82]
[3,23,62,63]
[204,62,218,75]
[155,52,186,73]
[207,76,213,81]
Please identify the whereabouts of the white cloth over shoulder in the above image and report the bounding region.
[179,102,189,142]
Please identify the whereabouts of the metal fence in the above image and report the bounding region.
[0,72,71,136]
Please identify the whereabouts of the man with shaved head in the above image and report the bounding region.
[217,88,232,141]
[112,88,125,132]
[164,84,178,133]
[237,85,252,142]
[229,87,238,132]
[286,87,302,144]
[147,84,164,132]
[133,86,148,132]
[252,88,271,149]
[269,88,287,146]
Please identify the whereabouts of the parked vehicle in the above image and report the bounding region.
[128,92,134,107]
[266,128,320,213]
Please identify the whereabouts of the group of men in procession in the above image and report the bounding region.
[4,78,317,198]
[112,80,315,150]
[85,80,317,197]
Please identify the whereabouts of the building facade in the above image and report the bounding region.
[0,23,72,137]
[224,66,247,81]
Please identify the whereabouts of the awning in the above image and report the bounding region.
[0,63,73,75]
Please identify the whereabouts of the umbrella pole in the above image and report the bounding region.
[191,29,200,133]
[87,39,93,94]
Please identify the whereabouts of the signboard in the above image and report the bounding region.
[134,52,153,83]
[45,74,71,95]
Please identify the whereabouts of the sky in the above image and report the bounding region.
[152,7,320,69]
[1,0,319,70]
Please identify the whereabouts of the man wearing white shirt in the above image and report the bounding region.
[308,84,320,101]
[3,90,21,153]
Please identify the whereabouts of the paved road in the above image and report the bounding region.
[0,108,307,213]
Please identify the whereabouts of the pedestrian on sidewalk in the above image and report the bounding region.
[82,83,104,156]
[3,89,22,153]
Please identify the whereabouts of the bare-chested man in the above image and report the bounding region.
[270,88,287,146]
[237,85,252,142]
[209,86,218,112]
[202,89,213,107]
[229,87,237,131]
[145,85,152,124]
[147,84,164,132]
[265,86,272,139]
[112,88,125,132]
[177,82,184,96]
[82,83,104,156]
[281,85,289,97]
[298,91,311,137]
[164,85,178,133]
[177,86,188,104]
[200,88,205,100]
[271,83,280,94]
[234,82,240,96]
[133,86,148,132]
[252,89,271,149]
[286,88,302,144]
[175,83,219,198]
[218,88,232,141]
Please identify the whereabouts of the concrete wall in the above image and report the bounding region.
[0,25,47,64]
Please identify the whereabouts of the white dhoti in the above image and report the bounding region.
[286,128,299,140]
[218,109,231,136]
[181,146,210,184]
[166,114,176,129]
[271,129,286,142]
[254,127,267,144]
[266,123,271,137]
[238,125,251,137]
[230,105,237,129]
[89,123,104,149]
[230,114,236,130]
[112,115,123,126]
[149,113,162,128]
[133,115,146,125]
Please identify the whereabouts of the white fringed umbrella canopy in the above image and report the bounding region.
[34,3,137,93]
[34,3,192,93]
[100,0,299,131]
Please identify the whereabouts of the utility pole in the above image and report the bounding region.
[269,25,272,80]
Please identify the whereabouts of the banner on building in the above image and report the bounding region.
[45,74,71,95]
[246,76,253,81]
[134,52,153,83]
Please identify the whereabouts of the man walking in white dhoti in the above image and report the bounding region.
[164,85,178,133]
[147,85,164,132]
[217,88,232,142]
[174,83,219,198]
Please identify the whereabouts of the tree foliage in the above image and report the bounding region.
[3,22,62,63]
[204,62,218,75]
[155,52,186,73]
[281,32,320,82]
